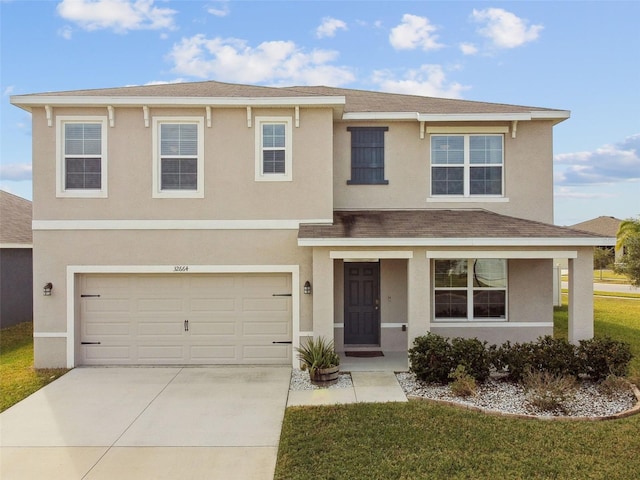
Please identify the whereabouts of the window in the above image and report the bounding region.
[255,117,292,181]
[153,117,204,198]
[347,127,389,185]
[433,259,507,321]
[56,117,107,198]
[431,135,503,196]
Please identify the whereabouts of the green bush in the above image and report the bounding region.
[450,337,491,382]
[492,341,537,381]
[409,333,454,383]
[578,337,632,380]
[449,365,478,398]
[531,336,581,378]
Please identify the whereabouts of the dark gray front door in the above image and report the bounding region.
[344,262,380,345]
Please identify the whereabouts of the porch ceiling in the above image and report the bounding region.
[298,210,614,247]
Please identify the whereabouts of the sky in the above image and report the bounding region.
[1,0,638,226]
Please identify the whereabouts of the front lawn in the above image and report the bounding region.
[276,296,640,479]
[0,322,68,412]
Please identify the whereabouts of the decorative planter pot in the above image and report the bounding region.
[309,365,339,386]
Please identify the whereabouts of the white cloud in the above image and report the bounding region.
[58,25,73,39]
[459,42,478,55]
[0,163,32,181]
[316,17,347,39]
[207,2,229,17]
[3,86,14,96]
[472,8,542,49]
[57,0,176,33]
[372,64,470,99]
[554,187,617,200]
[167,35,355,86]
[554,134,640,185]
[389,14,443,51]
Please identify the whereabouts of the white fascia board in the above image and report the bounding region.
[418,113,532,122]
[11,95,346,110]
[426,250,578,259]
[33,218,333,230]
[432,322,553,328]
[531,110,571,120]
[0,243,33,249]
[298,237,614,247]
[342,112,420,121]
[330,250,414,259]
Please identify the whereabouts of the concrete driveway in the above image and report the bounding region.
[0,366,291,479]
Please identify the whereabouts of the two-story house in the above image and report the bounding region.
[11,81,609,368]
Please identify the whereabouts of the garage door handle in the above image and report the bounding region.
[272,341,292,344]
[81,342,101,345]
[81,294,101,298]
[184,320,189,332]
[272,293,292,297]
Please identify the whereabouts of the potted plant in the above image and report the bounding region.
[296,337,341,386]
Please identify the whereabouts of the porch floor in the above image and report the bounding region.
[338,351,409,372]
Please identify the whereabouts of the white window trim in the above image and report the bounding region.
[433,258,508,323]
[56,116,108,198]
[429,133,504,199]
[255,116,292,182]
[152,116,205,198]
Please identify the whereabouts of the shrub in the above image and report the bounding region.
[522,368,577,413]
[578,337,633,380]
[597,375,630,397]
[449,365,477,398]
[295,337,340,375]
[492,341,537,381]
[450,337,491,382]
[409,333,454,383]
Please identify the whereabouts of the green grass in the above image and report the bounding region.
[0,322,68,412]
[276,296,640,480]
[562,269,630,284]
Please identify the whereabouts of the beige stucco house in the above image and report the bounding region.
[11,81,611,368]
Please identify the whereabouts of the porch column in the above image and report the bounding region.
[407,254,430,349]
[568,246,594,343]
[312,247,334,341]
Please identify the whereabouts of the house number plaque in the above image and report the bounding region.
[174,265,189,272]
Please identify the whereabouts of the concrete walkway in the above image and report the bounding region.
[287,371,408,407]
[0,367,290,480]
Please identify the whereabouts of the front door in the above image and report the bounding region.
[344,262,380,345]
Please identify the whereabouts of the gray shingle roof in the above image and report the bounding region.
[569,216,622,237]
[298,210,608,240]
[0,191,32,245]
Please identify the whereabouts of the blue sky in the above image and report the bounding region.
[1,0,638,225]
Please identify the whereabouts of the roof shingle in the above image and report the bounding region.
[0,191,32,245]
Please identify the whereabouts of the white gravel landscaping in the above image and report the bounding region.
[290,368,353,390]
[396,372,638,418]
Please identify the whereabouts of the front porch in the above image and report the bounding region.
[298,210,614,356]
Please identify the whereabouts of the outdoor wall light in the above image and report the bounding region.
[43,282,53,296]
[303,281,312,295]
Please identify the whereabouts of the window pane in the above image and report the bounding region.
[470,135,502,165]
[161,124,197,156]
[473,290,506,318]
[434,291,468,318]
[434,259,468,287]
[432,166,464,195]
[470,167,502,195]
[263,124,286,148]
[65,158,101,189]
[263,150,286,174]
[65,123,101,155]
[161,158,197,190]
[431,136,464,164]
[472,259,506,288]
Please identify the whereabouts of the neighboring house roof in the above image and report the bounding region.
[569,216,622,238]
[0,190,32,246]
[10,80,569,123]
[299,210,610,247]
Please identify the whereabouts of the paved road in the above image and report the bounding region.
[562,281,640,294]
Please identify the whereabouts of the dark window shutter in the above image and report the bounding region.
[347,127,389,185]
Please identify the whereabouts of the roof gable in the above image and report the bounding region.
[0,191,32,245]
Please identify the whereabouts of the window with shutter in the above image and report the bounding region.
[347,127,389,185]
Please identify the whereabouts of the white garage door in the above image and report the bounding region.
[79,273,292,365]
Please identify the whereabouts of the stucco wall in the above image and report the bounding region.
[333,120,554,223]
[31,106,334,222]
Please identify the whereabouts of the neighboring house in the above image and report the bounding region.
[10,81,611,369]
[570,216,623,261]
[0,190,33,328]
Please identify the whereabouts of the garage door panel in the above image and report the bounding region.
[80,273,291,365]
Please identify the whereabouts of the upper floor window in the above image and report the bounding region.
[433,259,507,321]
[347,127,389,185]
[56,117,107,198]
[255,117,292,182]
[430,134,503,197]
[152,117,204,198]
